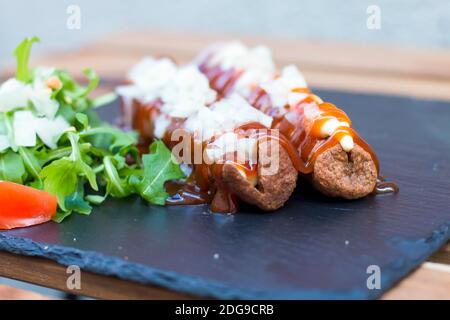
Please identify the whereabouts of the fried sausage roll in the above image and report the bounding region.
[117,57,297,213]
[196,42,385,199]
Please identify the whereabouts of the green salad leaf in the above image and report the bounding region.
[64,180,92,216]
[0,36,186,223]
[92,92,118,109]
[40,158,79,210]
[14,36,40,83]
[0,150,27,183]
[102,155,132,198]
[135,141,185,205]
[79,68,100,98]
[18,147,42,187]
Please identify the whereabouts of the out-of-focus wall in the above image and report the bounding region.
[0,0,449,64]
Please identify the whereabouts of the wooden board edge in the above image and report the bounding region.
[0,284,52,300]
[0,251,198,300]
[381,262,450,300]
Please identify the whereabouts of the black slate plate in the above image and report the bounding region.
[1,89,449,299]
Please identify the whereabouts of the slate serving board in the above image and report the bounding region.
[1,89,449,299]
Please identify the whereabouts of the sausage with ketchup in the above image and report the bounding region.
[117,58,298,213]
[195,42,383,199]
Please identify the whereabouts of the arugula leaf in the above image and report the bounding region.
[78,68,99,98]
[75,112,89,130]
[40,158,78,210]
[40,157,96,213]
[3,112,18,152]
[85,109,104,127]
[0,150,27,183]
[14,36,39,83]
[56,70,77,92]
[64,180,92,216]
[135,141,185,205]
[92,92,118,109]
[57,103,77,124]
[18,147,42,187]
[52,68,98,114]
[53,210,76,223]
[81,126,137,152]
[85,194,107,205]
[110,130,138,152]
[67,132,98,191]
[39,142,91,165]
[102,155,131,198]
[40,132,99,210]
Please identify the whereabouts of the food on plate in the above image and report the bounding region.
[117,59,298,212]
[0,37,398,226]
[195,42,398,198]
[0,37,184,229]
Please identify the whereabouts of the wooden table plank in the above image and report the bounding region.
[86,31,450,81]
[382,263,450,300]
[0,251,194,300]
[429,244,450,265]
[4,31,450,101]
[21,51,450,102]
[0,284,51,300]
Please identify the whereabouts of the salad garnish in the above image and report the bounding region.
[0,37,184,226]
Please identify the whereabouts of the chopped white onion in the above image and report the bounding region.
[34,115,70,149]
[0,135,10,152]
[0,79,30,112]
[13,110,37,147]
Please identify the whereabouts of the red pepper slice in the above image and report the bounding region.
[0,181,57,230]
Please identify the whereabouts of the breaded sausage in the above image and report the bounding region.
[312,144,377,199]
[222,140,298,211]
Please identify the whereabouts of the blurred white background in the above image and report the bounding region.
[0,0,449,64]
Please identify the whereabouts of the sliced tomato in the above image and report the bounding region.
[0,181,57,230]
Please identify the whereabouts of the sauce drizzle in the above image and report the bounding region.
[127,98,284,212]
[199,59,398,194]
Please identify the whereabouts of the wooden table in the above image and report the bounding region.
[0,31,449,299]
[0,284,51,300]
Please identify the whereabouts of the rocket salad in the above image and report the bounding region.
[0,37,184,228]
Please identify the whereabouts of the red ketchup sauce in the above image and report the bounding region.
[199,59,397,194]
[125,98,285,213]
